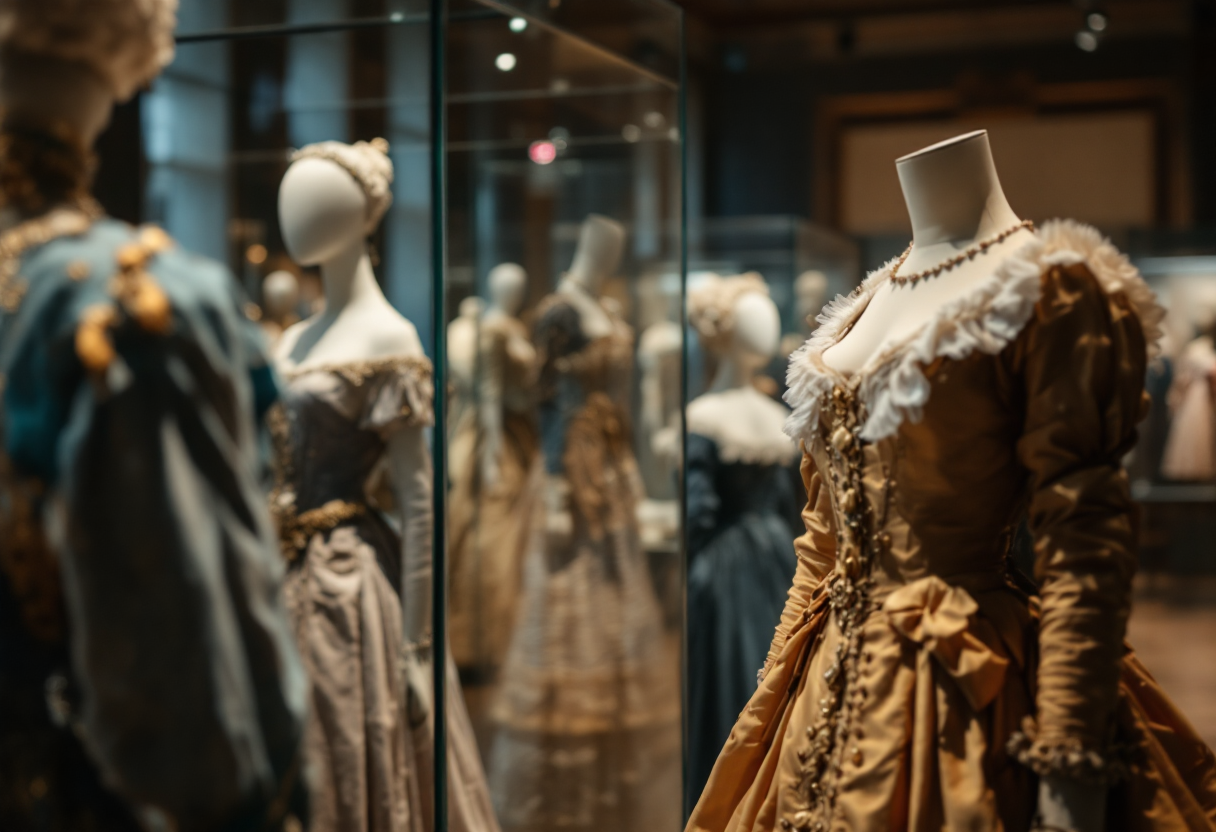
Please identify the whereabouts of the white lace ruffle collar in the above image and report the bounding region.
[783,219,1165,446]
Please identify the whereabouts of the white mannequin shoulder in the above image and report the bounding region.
[687,387,796,465]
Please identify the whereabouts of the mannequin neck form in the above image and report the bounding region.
[896,130,1021,251]
[708,350,765,393]
[0,54,114,147]
[318,236,385,313]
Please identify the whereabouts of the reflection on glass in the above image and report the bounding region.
[444,2,685,829]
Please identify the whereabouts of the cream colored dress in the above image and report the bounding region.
[271,356,500,832]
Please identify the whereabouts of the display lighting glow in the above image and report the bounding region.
[509,16,528,32]
[621,124,642,143]
[246,244,268,265]
[495,52,517,71]
[1087,11,1108,32]
[529,140,557,165]
[1075,30,1099,51]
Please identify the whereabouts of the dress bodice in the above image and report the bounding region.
[534,294,634,476]
[772,220,1164,782]
[271,356,433,518]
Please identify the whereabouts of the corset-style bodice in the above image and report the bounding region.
[270,356,433,545]
[535,295,634,477]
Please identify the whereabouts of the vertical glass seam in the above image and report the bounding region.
[430,1,449,830]
[678,5,691,824]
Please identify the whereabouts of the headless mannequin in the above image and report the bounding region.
[823,130,1035,374]
[557,214,626,338]
[478,263,531,487]
[275,156,432,646]
[689,292,791,452]
[782,270,829,358]
[824,130,1104,832]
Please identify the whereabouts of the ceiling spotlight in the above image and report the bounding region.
[509,16,527,33]
[495,52,517,71]
[1087,11,1108,32]
[1075,29,1099,51]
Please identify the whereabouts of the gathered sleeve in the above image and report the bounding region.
[359,356,435,440]
[764,448,837,674]
[1006,261,1149,780]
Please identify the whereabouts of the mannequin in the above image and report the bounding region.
[0,2,308,829]
[781,270,829,359]
[260,269,301,345]
[555,213,625,337]
[489,214,680,832]
[274,140,499,832]
[823,130,1036,374]
[821,130,1101,832]
[447,261,540,748]
[687,132,1215,832]
[685,275,799,806]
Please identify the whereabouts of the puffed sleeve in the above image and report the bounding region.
[764,448,837,676]
[1006,261,1148,780]
[359,356,435,439]
[5,233,307,830]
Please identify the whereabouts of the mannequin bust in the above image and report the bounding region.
[274,144,431,645]
[688,276,794,462]
[557,214,626,338]
[447,295,484,389]
[823,130,1035,374]
[823,129,1104,832]
[478,263,533,486]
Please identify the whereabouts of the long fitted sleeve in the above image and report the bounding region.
[765,448,836,672]
[1007,261,1147,778]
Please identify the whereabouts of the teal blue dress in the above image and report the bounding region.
[0,216,307,831]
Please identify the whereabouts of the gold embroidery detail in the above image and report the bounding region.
[0,202,101,315]
[66,260,90,281]
[75,303,119,373]
[783,385,877,832]
[0,456,63,643]
[110,230,173,335]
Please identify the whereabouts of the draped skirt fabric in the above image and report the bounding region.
[687,575,1216,832]
[285,518,499,832]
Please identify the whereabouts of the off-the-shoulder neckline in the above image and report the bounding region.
[280,353,432,381]
[783,219,1164,445]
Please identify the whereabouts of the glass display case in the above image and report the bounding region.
[123,2,686,830]
[442,6,685,832]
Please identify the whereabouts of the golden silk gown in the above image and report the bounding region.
[687,221,1216,832]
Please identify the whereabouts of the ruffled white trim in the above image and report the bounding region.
[687,388,799,466]
[783,219,1164,445]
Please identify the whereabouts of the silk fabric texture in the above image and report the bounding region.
[688,223,1216,832]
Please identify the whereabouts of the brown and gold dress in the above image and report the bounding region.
[687,221,1216,832]
[488,294,681,832]
[271,356,499,832]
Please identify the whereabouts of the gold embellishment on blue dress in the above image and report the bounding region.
[75,302,118,373]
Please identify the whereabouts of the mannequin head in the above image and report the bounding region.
[278,157,368,267]
[487,262,527,316]
[0,0,176,145]
[895,130,1019,245]
[731,292,781,368]
[794,270,828,327]
[262,270,300,320]
[567,214,625,293]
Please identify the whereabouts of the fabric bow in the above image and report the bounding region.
[883,575,1010,711]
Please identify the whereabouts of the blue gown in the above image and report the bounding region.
[0,216,306,831]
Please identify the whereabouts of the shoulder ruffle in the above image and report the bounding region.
[687,390,798,466]
[783,220,1164,445]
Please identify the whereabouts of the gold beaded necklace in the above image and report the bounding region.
[889,218,1035,287]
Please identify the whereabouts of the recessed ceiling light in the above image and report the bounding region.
[1075,30,1099,51]
[495,52,517,71]
[509,16,527,32]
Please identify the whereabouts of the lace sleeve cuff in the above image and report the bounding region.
[1006,717,1137,784]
